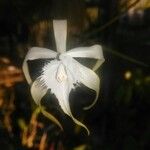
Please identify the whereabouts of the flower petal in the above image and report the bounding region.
[40,60,90,134]
[40,106,63,131]
[65,45,104,71]
[65,45,103,59]
[61,56,100,110]
[31,78,63,130]
[51,80,90,135]
[30,79,47,105]
[78,63,100,110]
[23,47,57,84]
[53,20,67,53]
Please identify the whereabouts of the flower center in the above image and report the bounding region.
[56,63,67,82]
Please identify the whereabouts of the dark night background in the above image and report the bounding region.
[0,0,149,150]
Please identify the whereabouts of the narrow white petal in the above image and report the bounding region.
[65,45,103,59]
[92,60,102,71]
[40,106,63,131]
[30,79,47,105]
[53,20,67,53]
[22,47,57,84]
[79,65,100,110]
[65,45,105,71]
[51,80,90,135]
[62,56,100,110]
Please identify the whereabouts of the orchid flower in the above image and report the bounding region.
[23,20,104,135]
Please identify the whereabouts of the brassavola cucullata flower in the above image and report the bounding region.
[23,20,104,135]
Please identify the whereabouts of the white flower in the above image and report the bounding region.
[23,20,104,135]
